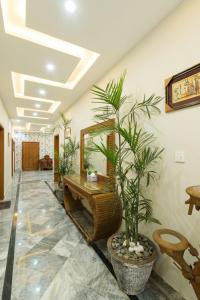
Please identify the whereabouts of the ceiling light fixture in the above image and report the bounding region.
[33,112,38,116]
[1,0,99,90]
[35,103,41,108]
[65,0,76,13]
[39,89,46,95]
[12,73,61,114]
[16,106,49,120]
[46,63,55,71]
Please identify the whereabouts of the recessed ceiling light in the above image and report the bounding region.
[4,2,99,92]
[16,119,20,123]
[65,1,76,13]
[39,89,46,95]
[35,103,41,108]
[46,63,55,71]
[33,112,38,116]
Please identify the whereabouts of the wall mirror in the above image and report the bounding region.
[80,119,115,181]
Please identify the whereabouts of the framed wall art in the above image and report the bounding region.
[165,63,200,112]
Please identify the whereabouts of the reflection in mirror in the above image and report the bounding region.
[80,119,115,182]
[84,133,107,176]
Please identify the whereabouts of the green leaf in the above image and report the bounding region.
[147,217,162,225]
[91,71,127,120]
[88,142,119,168]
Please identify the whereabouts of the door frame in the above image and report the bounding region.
[22,141,40,171]
[11,138,15,176]
[54,134,59,182]
[0,125,4,200]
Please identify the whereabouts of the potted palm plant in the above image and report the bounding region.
[58,137,79,186]
[91,72,164,295]
[54,137,79,204]
[53,113,79,202]
[53,112,71,183]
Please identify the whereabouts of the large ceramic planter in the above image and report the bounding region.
[107,233,158,295]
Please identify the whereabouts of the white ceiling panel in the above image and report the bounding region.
[0,0,184,130]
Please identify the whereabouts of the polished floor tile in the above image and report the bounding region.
[0,171,184,300]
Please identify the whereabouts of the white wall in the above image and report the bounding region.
[14,132,54,170]
[59,0,200,298]
[0,97,12,195]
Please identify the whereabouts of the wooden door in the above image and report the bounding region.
[0,126,4,200]
[54,135,59,181]
[22,142,39,171]
[11,139,15,176]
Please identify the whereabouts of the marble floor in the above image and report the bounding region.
[0,171,185,300]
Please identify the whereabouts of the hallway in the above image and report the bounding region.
[0,171,184,300]
[0,171,130,300]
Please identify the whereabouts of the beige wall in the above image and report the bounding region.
[0,97,12,196]
[60,0,200,298]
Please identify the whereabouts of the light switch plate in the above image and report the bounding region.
[175,150,185,163]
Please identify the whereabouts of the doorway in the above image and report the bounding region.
[54,135,59,182]
[22,142,39,171]
[0,126,4,200]
[11,139,15,176]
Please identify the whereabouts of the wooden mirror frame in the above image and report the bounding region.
[80,119,115,182]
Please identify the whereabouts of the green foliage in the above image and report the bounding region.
[52,112,71,137]
[83,136,94,170]
[57,137,79,177]
[91,72,163,244]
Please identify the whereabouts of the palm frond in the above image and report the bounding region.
[129,94,163,120]
[58,137,79,175]
[59,112,71,128]
[88,142,119,168]
[135,146,164,175]
[116,120,156,157]
[89,72,164,243]
[92,71,127,120]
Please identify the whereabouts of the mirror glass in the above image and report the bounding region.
[80,119,115,180]
[83,133,107,176]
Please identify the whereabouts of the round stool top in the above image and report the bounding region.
[153,228,189,252]
[186,186,200,199]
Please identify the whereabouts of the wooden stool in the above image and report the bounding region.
[185,186,200,215]
[153,228,200,299]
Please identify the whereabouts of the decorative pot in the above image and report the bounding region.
[107,233,158,295]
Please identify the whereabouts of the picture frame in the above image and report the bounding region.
[64,127,71,139]
[165,63,200,112]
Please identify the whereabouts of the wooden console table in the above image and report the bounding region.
[64,175,122,242]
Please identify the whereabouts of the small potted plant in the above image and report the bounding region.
[91,72,164,295]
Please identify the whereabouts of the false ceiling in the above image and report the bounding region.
[0,0,183,132]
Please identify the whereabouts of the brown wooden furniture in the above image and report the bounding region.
[64,174,121,242]
[0,126,4,200]
[185,185,200,215]
[39,155,53,170]
[22,142,39,171]
[153,228,200,299]
[63,120,121,242]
